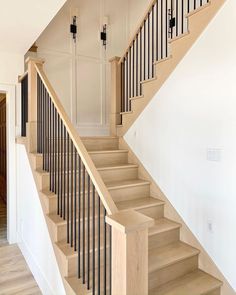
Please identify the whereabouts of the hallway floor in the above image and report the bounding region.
[0,198,42,294]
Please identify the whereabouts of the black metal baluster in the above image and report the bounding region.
[182,0,184,34]
[194,0,196,10]
[92,185,95,295]
[152,5,154,77]
[161,0,163,59]
[60,118,63,218]
[42,83,45,170]
[37,76,39,151]
[45,88,49,172]
[121,62,124,112]
[132,41,135,98]
[123,60,125,113]
[87,174,90,290]
[104,209,107,295]
[187,0,190,13]
[82,164,86,284]
[126,55,128,112]
[144,19,146,80]
[109,225,112,295]
[46,91,49,172]
[98,197,101,295]
[78,156,81,278]
[74,146,77,251]
[140,27,142,95]
[49,99,52,191]
[52,104,55,193]
[40,78,42,153]
[129,47,131,107]
[148,12,150,79]
[166,0,168,57]
[21,77,25,137]
[71,139,74,247]
[176,0,179,37]
[63,126,66,220]
[136,35,138,97]
[55,111,58,195]
[57,113,60,214]
[156,1,159,61]
[67,131,70,244]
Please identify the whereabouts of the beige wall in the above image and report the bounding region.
[35,0,151,135]
[36,0,129,136]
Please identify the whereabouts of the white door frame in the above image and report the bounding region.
[0,84,17,244]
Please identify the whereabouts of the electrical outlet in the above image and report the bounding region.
[207,148,222,162]
[207,220,214,233]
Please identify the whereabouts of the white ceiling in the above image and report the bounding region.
[0,0,66,54]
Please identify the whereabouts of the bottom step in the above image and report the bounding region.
[149,270,222,295]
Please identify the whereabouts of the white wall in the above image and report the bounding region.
[125,0,236,291]
[0,52,24,137]
[0,0,66,54]
[16,144,66,295]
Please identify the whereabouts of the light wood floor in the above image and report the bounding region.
[0,197,42,294]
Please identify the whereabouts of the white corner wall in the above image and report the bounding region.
[125,0,236,291]
[16,144,66,295]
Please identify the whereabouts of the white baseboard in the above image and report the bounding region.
[17,234,56,295]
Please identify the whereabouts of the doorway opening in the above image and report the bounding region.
[0,93,6,246]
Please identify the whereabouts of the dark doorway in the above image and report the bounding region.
[0,94,6,245]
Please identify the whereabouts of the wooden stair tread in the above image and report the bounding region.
[65,277,91,295]
[149,270,222,295]
[81,136,118,140]
[56,238,106,258]
[88,149,128,155]
[47,214,69,225]
[47,213,101,226]
[56,240,77,257]
[97,163,138,171]
[65,272,110,295]
[106,179,150,190]
[149,242,200,273]
[41,189,56,199]
[116,197,164,211]
[149,218,181,236]
[35,168,48,175]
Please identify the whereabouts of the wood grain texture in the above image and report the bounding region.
[0,198,41,294]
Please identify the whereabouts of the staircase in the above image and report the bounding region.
[111,0,226,136]
[80,136,222,295]
[17,0,228,294]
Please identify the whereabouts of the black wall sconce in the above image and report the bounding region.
[100,16,109,49]
[70,16,77,42]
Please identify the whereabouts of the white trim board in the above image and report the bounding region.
[0,84,17,244]
[17,234,56,295]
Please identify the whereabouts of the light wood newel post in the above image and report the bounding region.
[109,56,122,136]
[25,57,44,152]
[106,210,154,295]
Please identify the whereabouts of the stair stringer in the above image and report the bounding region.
[117,0,227,137]
[119,137,236,295]
[16,133,90,295]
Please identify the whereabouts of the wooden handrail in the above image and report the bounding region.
[34,63,118,215]
[119,0,156,64]
[18,71,28,83]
